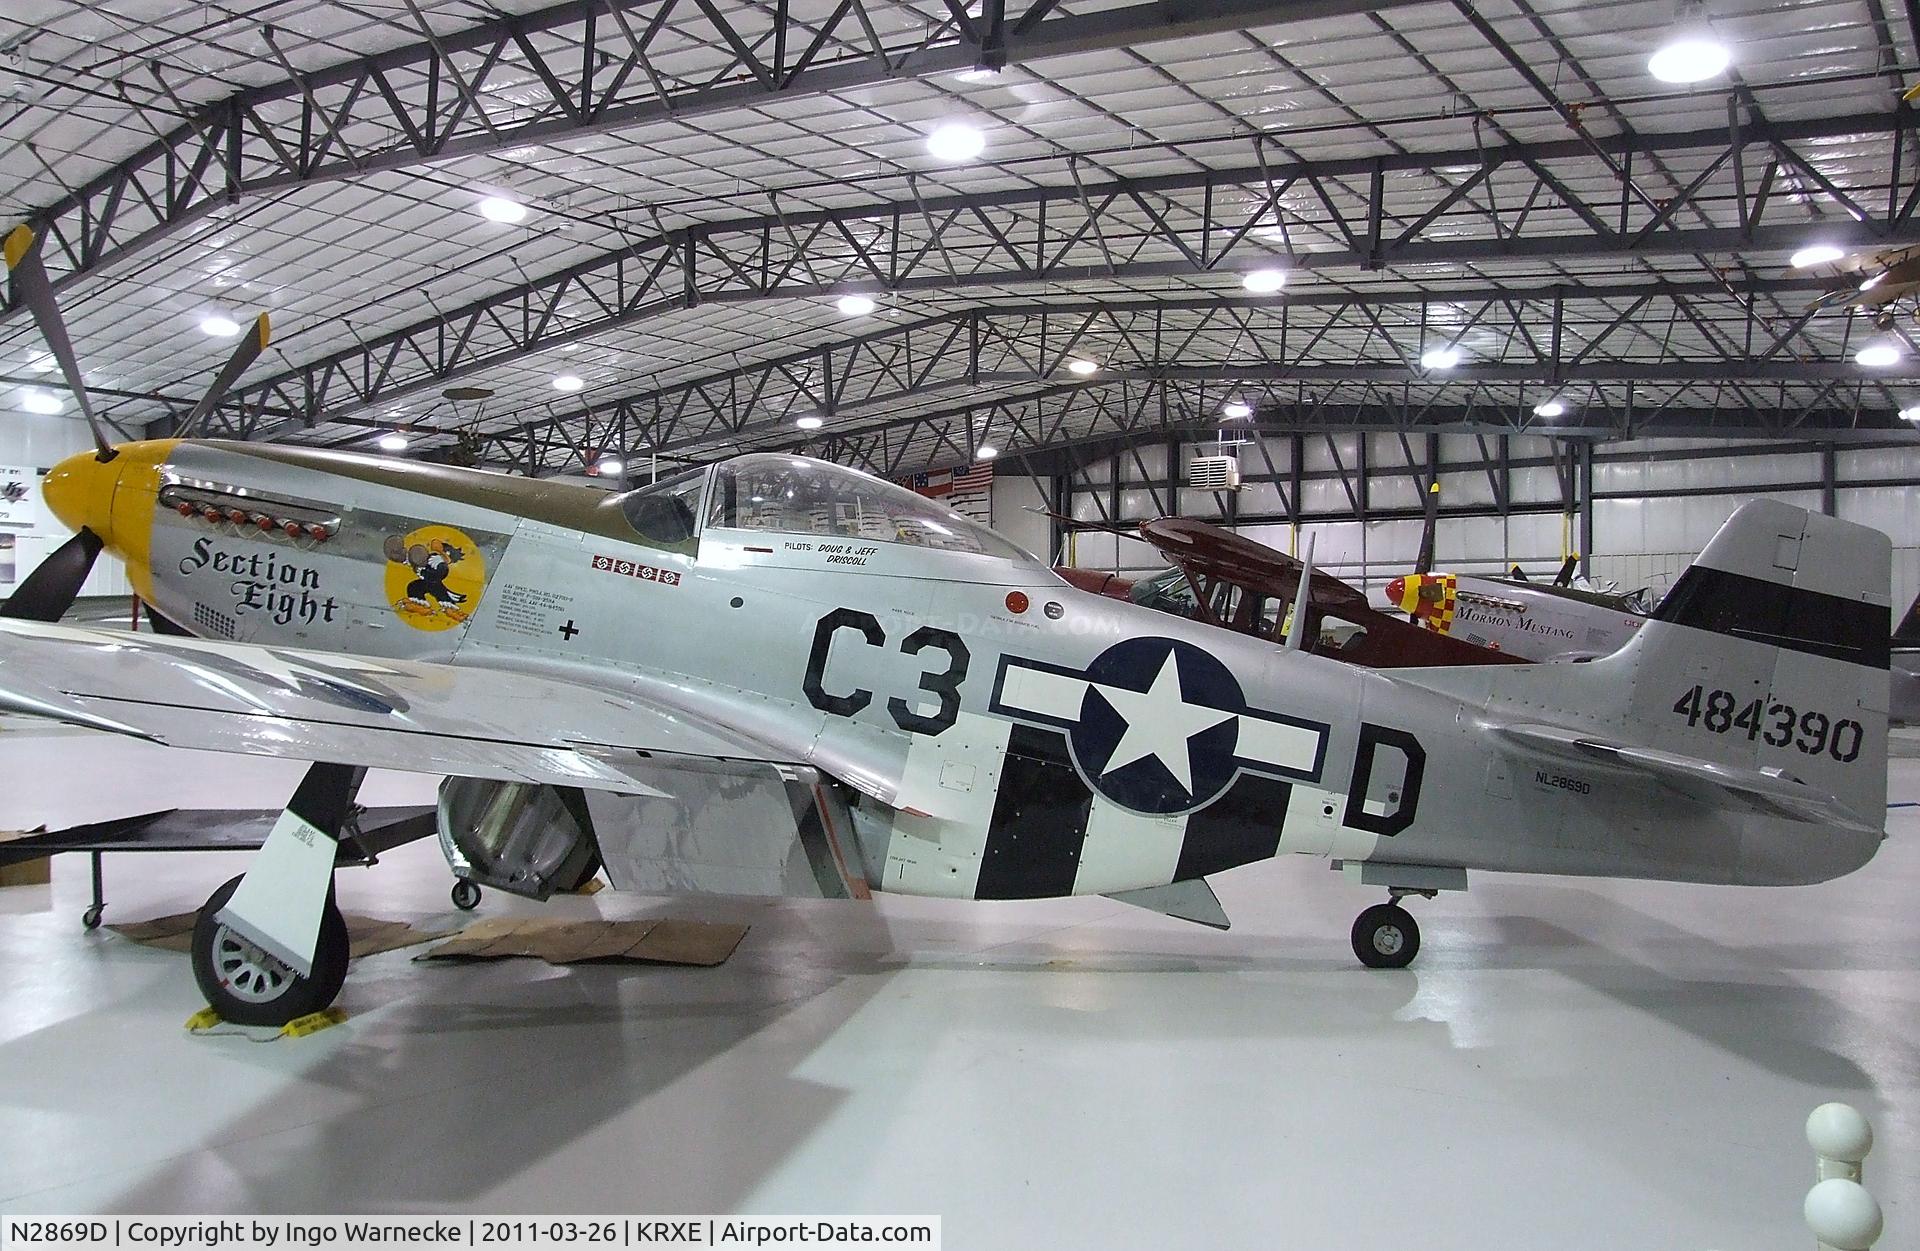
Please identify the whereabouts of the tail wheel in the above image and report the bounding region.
[191,874,349,1027]
[1351,902,1420,969]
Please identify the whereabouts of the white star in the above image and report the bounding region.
[1094,651,1233,795]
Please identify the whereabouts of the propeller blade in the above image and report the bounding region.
[181,313,271,436]
[1554,554,1579,587]
[1414,480,1439,575]
[3,225,114,462]
[0,527,102,621]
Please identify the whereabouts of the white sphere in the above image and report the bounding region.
[1804,1178,1882,1250]
[1807,1103,1874,1162]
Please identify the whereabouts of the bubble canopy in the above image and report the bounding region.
[613,453,1040,565]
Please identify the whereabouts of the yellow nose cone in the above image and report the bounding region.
[42,448,123,543]
[41,439,179,602]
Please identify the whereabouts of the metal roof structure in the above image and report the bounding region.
[3,0,1918,476]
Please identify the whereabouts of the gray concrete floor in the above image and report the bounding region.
[0,727,1915,1250]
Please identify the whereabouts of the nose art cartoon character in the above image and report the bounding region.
[384,534,467,605]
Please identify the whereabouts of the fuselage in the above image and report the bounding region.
[1385,570,1646,662]
[36,439,1878,896]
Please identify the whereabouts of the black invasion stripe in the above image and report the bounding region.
[975,726,1093,900]
[1653,565,1890,669]
[1175,776,1289,881]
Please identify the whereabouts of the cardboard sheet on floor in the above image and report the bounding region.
[110,912,448,958]
[415,917,747,967]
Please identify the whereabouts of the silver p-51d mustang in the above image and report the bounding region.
[0,233,1894,1025]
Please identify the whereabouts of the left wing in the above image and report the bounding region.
[0,619,799,792]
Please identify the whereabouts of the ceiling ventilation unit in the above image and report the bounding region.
[1187,454,1242,492]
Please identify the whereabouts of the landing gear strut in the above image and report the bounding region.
[1350,889,1432,969]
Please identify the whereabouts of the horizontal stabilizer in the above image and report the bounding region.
[1491,721,1879,834]
[1105,878,1231,930]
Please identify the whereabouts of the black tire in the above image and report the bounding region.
[450,879,482,911]
[81,905,104,931]
[1351,902,1420,969]
[191,874,349,1026]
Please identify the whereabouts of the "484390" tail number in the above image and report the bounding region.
[1671,685,1863,762]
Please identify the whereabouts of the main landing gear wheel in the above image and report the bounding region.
[1351,902,1420,969]
[81,905,104,931]
[450,879,482,911]
[191,874,349,1027]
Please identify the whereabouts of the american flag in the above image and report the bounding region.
[897,462,992,523]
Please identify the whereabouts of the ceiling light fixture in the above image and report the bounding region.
[1067,359,1098,375]
[21,388,61,415]
[836,294,877,316]
[1857,342,1902,368]
[199,315,240,337]
[1222,401,1253,419]
[1901,405,1920,423]
[1242,268,1288,295]
[1420,346,1462,370]
[926,122,986,163]
[552,374,585,393]
[1790,244,1845,269]
[976,445,999,460]
[378,432,409,452]
[596,458,624,476]
[1647,31,1730,84]
[478,195,529,224]
[796,415,824,430]
[1533,399,1567,418]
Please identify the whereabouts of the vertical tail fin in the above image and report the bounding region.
[1624,499,1890,826]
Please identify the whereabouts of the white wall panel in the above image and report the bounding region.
[1117,487,1159,520]
[1181,490,1228,521]
[1367,474,1420,512]
[990,474,1050,559]
[1298,477,1349,513]
[1837,447,1920,483]
[1839,488,1920,618]
[1364,518,1421,567]
[1239,523,1294,556]
[1440,515,1510,570]
[1435,467,1496,508]
[1237,479,1284,515]
[1509,463,1563,505]
[1301,434,1356,473]
[0,412,131,601]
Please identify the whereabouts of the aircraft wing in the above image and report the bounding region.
[1490,721,1880,833]
[0,619,802,793]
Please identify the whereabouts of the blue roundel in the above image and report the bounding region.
[1067,636,1248,815]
